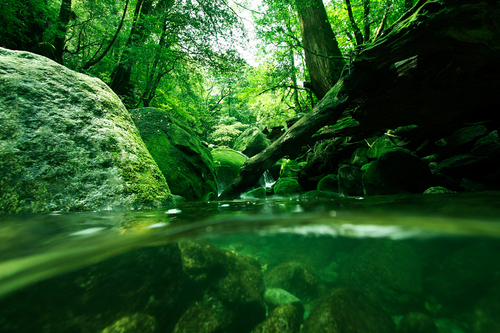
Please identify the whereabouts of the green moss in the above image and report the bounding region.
[211,148,247,193]
[274,178,302,196]
[317,174,338,192]
[130,107,217,201]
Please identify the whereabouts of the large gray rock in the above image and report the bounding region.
[0,49,172,213]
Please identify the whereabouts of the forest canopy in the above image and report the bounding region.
[0,0,413,142]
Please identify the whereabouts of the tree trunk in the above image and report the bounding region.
[53,0,72,64]
[363,0,371,42]
[295,0,345,100]
[110,0,154,99]
[219,0,500,200]
[345,0,364,46]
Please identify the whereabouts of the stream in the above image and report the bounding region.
[1,192,500,332]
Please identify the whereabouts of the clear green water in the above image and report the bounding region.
[1,192,500,332]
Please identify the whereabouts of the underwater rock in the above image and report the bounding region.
[179,241,266,333]
[425,242,500,306]
[471,284,500,333]
[264,261,320,303]
[101,313,156,333]
[233,127,271,157]
[302,288,397,333]
[172,305,222,333]
[211,148,247,195]
[273,178,302,196]
[338,239,422,315]
[130,107,217,201]
[338,165,364,196]
[0,49,171,213]
[251,303,303,333]
[398,312,437,333]
[264,288,304,314]
[317,174,338,193]
[362,149,430,195]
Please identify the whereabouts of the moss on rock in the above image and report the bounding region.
[130,108,217,201]
[233,127,271,157]
[211,148,247,195]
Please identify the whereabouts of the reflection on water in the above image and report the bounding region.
[1,192,500,332]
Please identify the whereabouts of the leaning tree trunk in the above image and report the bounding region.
[295,0,345,100]
[219,0,500,199]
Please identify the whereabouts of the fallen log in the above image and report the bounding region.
[219,0,500,199]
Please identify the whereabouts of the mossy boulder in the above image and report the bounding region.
[264,261,320,303]
[233,127,271,157]
[250,303,302,333]
[211,148,247,195]
[0,49,171,213]
[130,107,217,201]
[317,174,338,193]
[273,178,302,196]
[242,187,267,199]
[367,134,406,159]
[302,288,396,333]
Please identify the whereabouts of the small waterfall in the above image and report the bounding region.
[258,170,275,190]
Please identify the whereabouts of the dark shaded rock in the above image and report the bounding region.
[233,127,271,157]
[0,49,172,213]
[130,107,217,201]
[338,239,422,314]
[394,125,421,139]
[264,261,320,303]
[302,190,340,199]
[211,148,247,195]
[471,284,500,333]
[251,304,302,333]
[317,174,338,192]
[0,244,194,333]
[350,147,369,166]
[438,125,489,156]
[425,242,500,306]
[101,313,156,333]
[264,288,304,315]
[472,131,500,158]
[273,178,302,196]
[398,312,437,333]
[179,241,266,333]
[423,186,456,194]
[432,154,494,180]
[173,306,222,333]
[362,150,431,196]
[302,288,397,333]
[338,165,364,196]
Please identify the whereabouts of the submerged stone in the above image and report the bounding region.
[264,261,320,303]
[264,288,304,315]
[101,313,156,333]
[251,303,302,333]
[0,49,171,213]
[423,186,456,194]
[233,127,271,157]
[173,306,221,333]
[179,241,266,333]
[302,288,396,333]
[398,312,437,333]
[130,107,217,201]
[338,239,422,314]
